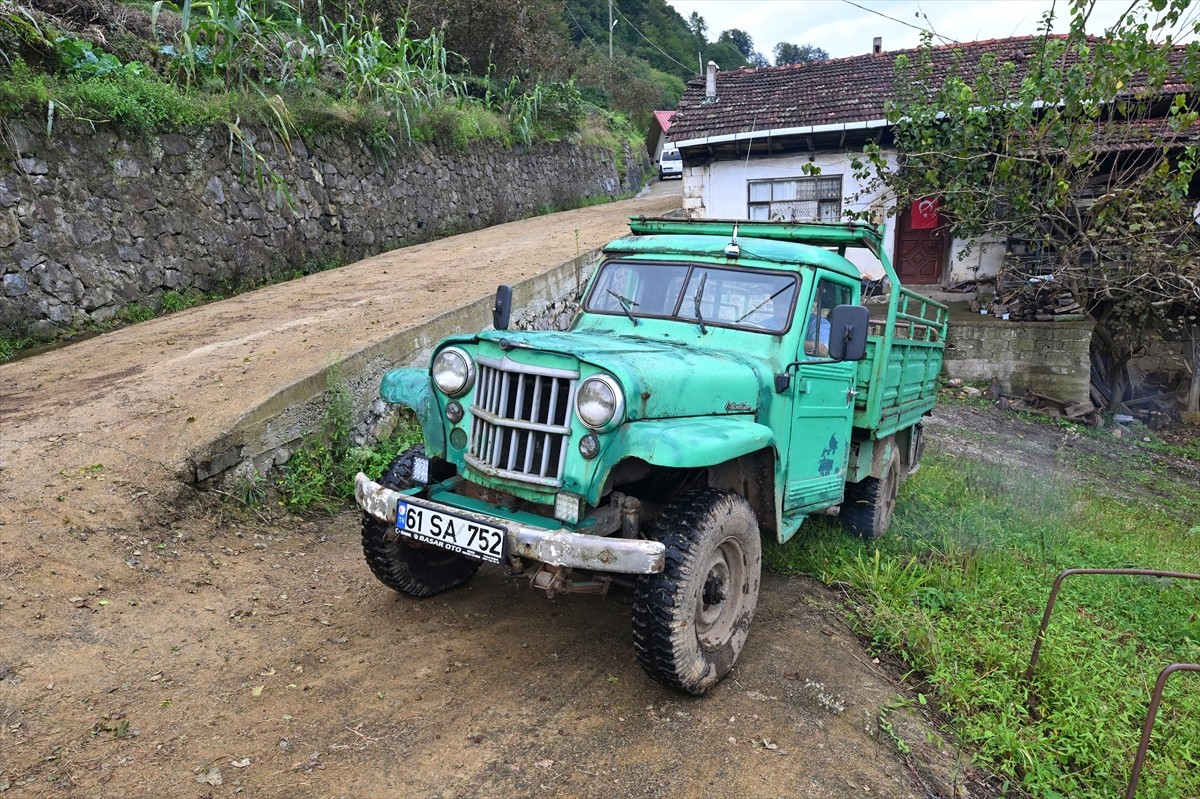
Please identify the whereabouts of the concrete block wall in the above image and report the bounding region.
[943,316,1094,402]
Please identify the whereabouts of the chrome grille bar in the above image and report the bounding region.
[465,355,578,488]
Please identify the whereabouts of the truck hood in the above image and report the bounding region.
[468,330,764,420]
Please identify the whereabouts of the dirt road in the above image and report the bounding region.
[0,184,974,798]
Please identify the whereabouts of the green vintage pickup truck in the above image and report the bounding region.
[356,218,947,694]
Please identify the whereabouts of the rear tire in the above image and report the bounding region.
[361,446,480,598]
[904,422,925,480]
[839,450,899,540]
[632,489,762,695]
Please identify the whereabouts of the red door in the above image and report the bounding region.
[894,204,946,285]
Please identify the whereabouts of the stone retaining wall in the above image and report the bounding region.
[0,119,646,338]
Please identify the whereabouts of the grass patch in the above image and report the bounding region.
[768,451,1200,799]
[160,288,207,313]
[116,302,155,323]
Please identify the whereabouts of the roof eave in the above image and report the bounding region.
[672,117,892,149]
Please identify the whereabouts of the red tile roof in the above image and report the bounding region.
[652,110,676,133]
[668,36,1191,144]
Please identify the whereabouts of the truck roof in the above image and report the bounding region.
[627,217,886,253]
[604,232,862,279]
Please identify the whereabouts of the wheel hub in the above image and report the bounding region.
[695,537,746,650]
[702,571,727,607]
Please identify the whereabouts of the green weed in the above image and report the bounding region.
[229,466,267,507]
[275,370,421,511]
[117,302,155,323]
[0,336,32,362]
[161,288,206,313]
[877,698,913,754]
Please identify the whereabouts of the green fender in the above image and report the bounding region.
[600,417,776,472]
[379,367,444,455]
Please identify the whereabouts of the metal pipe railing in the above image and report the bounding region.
[1022,567,1200,799]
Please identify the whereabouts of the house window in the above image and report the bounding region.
[748,176,843,222]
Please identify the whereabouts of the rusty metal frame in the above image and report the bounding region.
[1022,568,1200,798]
[1125,663,1200,799]
[1024,568,1200,691]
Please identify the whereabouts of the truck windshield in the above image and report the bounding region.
[584,261,799,333]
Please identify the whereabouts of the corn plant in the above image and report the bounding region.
[153,0,296,87]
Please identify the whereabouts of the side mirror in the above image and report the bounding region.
[493,284,513,331]
[828,304,870,362]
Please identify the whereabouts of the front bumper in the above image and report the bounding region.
[354,473,666,575]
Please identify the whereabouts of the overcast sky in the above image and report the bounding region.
[665,0,1146,61]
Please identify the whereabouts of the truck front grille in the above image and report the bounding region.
[465,356,578,488]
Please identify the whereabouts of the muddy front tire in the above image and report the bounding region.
[839,449,899,540]
[632,490,762,695]
[361,446,480,598]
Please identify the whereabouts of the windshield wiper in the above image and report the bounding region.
[736,284,793,324]
[693,273,708,335]
[606,289,639,326]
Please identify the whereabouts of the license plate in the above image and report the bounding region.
[395,498,507,565]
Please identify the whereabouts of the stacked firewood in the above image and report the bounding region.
[991,276,1084,321]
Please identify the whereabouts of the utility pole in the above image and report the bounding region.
[609,0,613,60]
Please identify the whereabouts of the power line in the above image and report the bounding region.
[564,3,610,59]
[837,0,959,46]
[564,3,654,86]
[610,3,695,72]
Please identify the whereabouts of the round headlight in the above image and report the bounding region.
[431,347,474,397]
[576,375,624,431]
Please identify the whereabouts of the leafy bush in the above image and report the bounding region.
[55,36,128,77]
[531,79,584,139]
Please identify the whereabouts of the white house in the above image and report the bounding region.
[664,40,1038,284]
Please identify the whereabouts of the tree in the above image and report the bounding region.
[772,42,828,65]
[718,28,752,58]
[858,1,1200,412]
[718,28,769,68]
[703,40,752,71]
[401,0,573,78]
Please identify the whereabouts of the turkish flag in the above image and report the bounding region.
[911,198,939,230]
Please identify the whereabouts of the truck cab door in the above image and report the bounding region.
[781,278,857,524]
